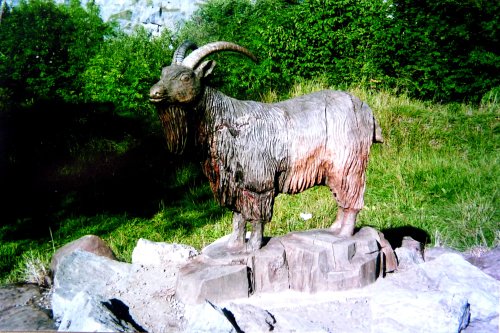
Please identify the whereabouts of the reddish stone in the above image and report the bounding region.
[50,235,116,275]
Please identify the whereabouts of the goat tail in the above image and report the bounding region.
[373,116,384,143]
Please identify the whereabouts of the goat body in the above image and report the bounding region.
[150,42,382,251]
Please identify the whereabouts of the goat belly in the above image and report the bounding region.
[281,147,329,194]
[275,96,329,194]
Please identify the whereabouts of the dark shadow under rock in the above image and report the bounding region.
[380,226,430,249]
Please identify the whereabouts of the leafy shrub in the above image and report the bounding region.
[0,0,112,104]
[82,27,174,113]
[388,0,500,102]
[177,0,499,103]
[262,0,392,86]
[176,0,277,100]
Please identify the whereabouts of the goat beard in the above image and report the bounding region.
[157,105,190,154]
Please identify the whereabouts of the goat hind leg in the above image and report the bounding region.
[329,163,365,237]
[330,207,344,233]
[330,207,358,237]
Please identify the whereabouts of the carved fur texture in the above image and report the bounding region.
[150,42,383,250]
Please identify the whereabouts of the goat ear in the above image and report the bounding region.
[195,60,216,78]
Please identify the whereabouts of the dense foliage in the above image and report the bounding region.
[178,0,500,102]
[0,0,112,105]
[1,0,498,109]
[389,0,500,101]
[81,28,173,113]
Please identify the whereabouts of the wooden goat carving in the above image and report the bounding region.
[150,41,383,251]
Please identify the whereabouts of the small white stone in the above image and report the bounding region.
[131,238,198,267]
[300,212,313,220]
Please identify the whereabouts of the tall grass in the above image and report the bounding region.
[1,82,498,284]
[263,80,498,249]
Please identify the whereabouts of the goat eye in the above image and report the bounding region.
[180,74,190,82]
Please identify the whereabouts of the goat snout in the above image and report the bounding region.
[149,84,166,102]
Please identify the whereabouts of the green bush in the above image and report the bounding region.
[388,0,500,102]
[261,0,389,85]
[82,27,173,114]
[176,0,277,100]
[177,0,500,103]
[0,0,112,104]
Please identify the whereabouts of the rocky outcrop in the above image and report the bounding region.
[465,246,500,281]
[6,0,205,36]
[48,232,500,332]
[52,246,190,332]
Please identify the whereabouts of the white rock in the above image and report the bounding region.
[395,246,424,270]
[424,246,463,262]
[58,291,138,332]
[183,302,235,333]
[369,252,499,332]
[52,247,186,332]
[52,250,131,321]
[131,238,198,267]
[421,253,500,323]
[371,288,470,332]
[50,238,500,333]
[7,0,206,36]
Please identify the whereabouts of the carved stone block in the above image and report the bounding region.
[280,228,380,292]
[250,238,289,293]
[176,227,392,304]
[175,257,249,304]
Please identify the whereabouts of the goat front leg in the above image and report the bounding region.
[330,207,358,237]
[227,212,246,249]
[248,220,264,251]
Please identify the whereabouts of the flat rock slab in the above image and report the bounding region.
[176,227,388,304]
[176,257,250,304]
[466,246,500,281]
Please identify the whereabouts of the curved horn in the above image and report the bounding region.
[172,41,198,65]
[182,41,258,69]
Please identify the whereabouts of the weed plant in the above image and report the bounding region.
[0,83,498,284]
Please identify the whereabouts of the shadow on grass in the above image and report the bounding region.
[0,99,220,243]
[380,226,431,249]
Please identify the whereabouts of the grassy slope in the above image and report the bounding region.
[352,87,498,249]
[1,84,498,284]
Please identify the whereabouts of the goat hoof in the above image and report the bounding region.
[227,239,245,250]
[329,224,354,238]
[247,239,263,252]
[329,222,342,234]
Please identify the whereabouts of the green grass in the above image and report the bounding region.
[1,83,498,284]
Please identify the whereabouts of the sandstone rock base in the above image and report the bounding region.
[50,234,116,276]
